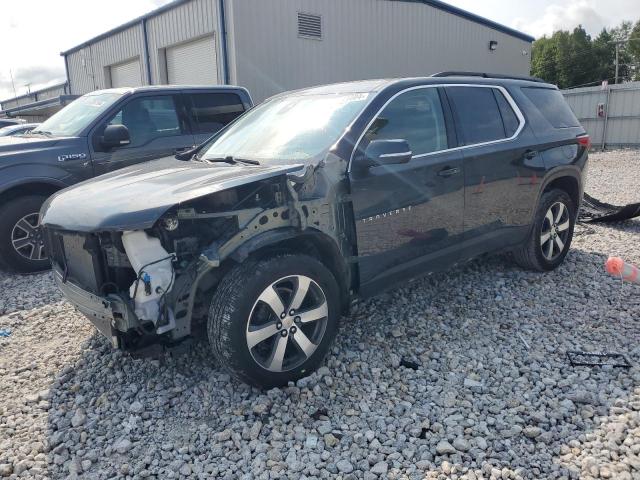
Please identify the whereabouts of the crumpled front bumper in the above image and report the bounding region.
[53,267,121,347]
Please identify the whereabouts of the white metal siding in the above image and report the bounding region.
[227,0,532,103]
[166,36,219,85]
[146,0,221,84]
[563,82,640,147]
[66,24,145,94]
[110,58,143,87]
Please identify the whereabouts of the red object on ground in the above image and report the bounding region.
[605,257,640,283]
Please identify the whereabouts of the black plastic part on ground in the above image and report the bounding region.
[579,193,640,223]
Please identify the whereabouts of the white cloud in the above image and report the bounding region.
[513,1,606,38]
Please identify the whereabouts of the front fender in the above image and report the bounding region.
[0,173,69,196]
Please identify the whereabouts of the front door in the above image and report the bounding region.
[91,94,195,176]
[349,87,464,289]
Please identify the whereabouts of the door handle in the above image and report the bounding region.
[524,150,538,160]
[437,167,461,178]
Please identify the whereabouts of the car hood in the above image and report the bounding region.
[0,134,60,152]
[41,156,305,232]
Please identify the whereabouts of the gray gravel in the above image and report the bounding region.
[586,149,640,205]
[2,151,640,479]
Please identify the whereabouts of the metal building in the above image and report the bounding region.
[61,0,533,104]
[0,83,76,122]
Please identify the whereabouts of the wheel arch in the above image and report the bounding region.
[0,179,66,204]
[195,228,351,316]
[539,168,583,210]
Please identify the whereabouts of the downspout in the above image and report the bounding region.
[141,18,153,85]
[63,54,72,94]
[218,0,230,85]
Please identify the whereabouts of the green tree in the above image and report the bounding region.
[531,36,558,84]
[592,29,615,83]
[628,21,640,80]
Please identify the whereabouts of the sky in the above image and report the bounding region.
[1,0,639,101]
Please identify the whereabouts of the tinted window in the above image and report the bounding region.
[446,86,507,145]
[522,87,579,128]
[494,90,520,137]
[107,96,181,148]
[364,88,448,156]
[188,93,245,134]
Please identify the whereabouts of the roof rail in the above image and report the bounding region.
[431,71,547,83]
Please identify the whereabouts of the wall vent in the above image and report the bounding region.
[298,12,322,39]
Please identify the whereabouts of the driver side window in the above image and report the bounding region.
[106,95,181,148]
[364,88,448,156]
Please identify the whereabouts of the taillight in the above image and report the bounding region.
[577,134,591,150]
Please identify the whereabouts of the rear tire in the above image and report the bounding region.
[513,189,576,271]
[0,195,49,273]
[208,254,340,388]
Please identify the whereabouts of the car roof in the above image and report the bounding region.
[85,85,250,96]
[270,75,555,100]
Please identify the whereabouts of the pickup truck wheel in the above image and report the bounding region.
[513,189,576,271]
[0,195,49,273]
[208,254,340,388]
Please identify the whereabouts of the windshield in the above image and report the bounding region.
[202,92,372,164]
[33,92,123,137]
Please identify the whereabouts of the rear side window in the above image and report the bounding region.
[521,87,579,128]
[493,90,520,137]
[187,93,245,134]
[446,86,507,145]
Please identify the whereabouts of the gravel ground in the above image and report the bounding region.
[2,150,640,480]
[586,149,640,205]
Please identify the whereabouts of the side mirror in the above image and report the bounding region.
[363,139,412,167]
[101,124,130,149]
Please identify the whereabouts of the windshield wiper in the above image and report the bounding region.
[207,156,260,166]
[30,130,53,137]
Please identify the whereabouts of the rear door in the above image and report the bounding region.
[184,91,247,144]
[349,86,464,289]
[91,93,195,176]
[444,85,541,249]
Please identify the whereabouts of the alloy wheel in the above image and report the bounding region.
[540,201,570,261]
[11,213,46,261]
[246,275,328,372]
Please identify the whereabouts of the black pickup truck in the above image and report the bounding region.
[0,85,252,272]
[41,74,588,388]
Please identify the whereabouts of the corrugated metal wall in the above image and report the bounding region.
[66,25,145,94]
[146,0,220,84]
[63,0,532,102]
[563,82,640,148]
[228,0,532,102]
[65,0,220,95]
[1,83,68,110]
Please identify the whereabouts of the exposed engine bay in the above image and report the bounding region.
[43,165,350,352]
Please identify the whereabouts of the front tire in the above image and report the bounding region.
[208,254,340,388]
[0,195,49,273]
[513,189,576,271]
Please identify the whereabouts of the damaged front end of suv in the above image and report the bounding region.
[41,85,378,387]
[41,157,349,353]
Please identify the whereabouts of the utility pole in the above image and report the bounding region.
[615,42,620,84]
[9,69,17,99]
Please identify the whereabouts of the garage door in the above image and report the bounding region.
[166,36,218,85]
[110,59,142,88]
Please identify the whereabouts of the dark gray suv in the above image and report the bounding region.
[41,73,588,388]
[0,85,252,273]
